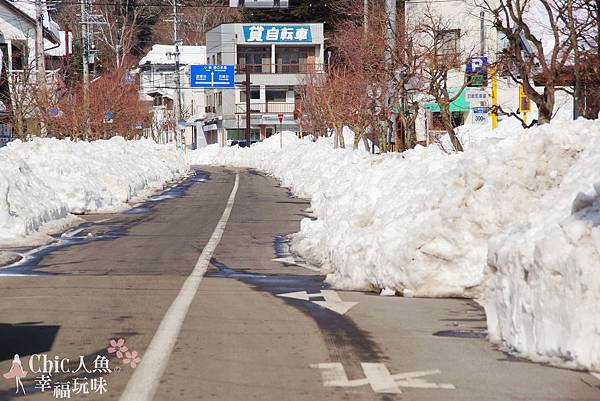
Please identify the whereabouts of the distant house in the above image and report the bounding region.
[203,23,325,147]
[0,0,69,143]
[138,44,207,148]
[406,0,578,138]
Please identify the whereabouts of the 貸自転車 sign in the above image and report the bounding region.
[243,25,312,43]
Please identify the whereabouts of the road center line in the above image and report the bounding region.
[119,171,240,401]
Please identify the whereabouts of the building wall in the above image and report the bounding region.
[138,46,207,147]
[407,0,574,137]
[204,23,325,146]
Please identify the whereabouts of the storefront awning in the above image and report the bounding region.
[423,87,470,113]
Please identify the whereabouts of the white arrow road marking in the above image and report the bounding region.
[276,291,311,301]
[310,362,455,394]
[271,256,320,272]
[119,172,240,401]
[362,363,403,394]
[313,290,358,315]
[277,290,358,315]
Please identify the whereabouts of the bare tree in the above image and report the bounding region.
[153,4,241,45]
[417,8,477,152]
[94,1,156,69]
[562,0,600,118]
[479,0,575,124]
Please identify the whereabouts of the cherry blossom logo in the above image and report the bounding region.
[107,338,142,369]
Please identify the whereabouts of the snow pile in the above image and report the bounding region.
[485,125,600,370]
[189,120,600,370]
[0,137,189,245]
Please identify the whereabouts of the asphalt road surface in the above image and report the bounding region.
[0,167,598,401]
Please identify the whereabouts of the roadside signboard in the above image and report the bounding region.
[465,88,488,101]
[466,57,488,74]
[519,85,531,112]
[243,25,312,43]
[472,107,489,125]
[104,111,114,123]
[466,56,488,87]
[190,65,235,88]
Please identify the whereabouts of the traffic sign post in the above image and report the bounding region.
[519,85,531,124]
[190,65,235,88]
[466,57,488,88]
[278,113,284,149]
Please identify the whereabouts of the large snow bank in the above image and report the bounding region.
[189,119,600,370]
[0,137,189,245]
[485,125,600,370]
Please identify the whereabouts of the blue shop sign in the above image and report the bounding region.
[243,25,312,43]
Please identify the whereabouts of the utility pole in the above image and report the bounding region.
[80,0,90,139]
[364,0,368,32]
[479,11,486,55]
[171,0,183,146]
[35,0,48,136]
[174,40,183,145]
[384,0,397,151]
[245,68,251,147]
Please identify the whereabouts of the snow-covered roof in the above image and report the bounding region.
[2,0,61,44]
[139,44,207,66]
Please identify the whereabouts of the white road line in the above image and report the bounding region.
[361,363,402,394]
[119,172,240,401]
[311,363,455,393]
[591,372,600,381]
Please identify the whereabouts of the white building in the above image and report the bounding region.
[0,0,67,143]
[406,0,574,137]
[138,44,207,148]
[203,23,325,146]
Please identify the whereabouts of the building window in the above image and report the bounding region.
[237,46,271,73]
[240,87,261,102]
[217,92,222,106]
[276,46,314,73]
[217,52,222,64]
[266,89,287,102]
[435,29,460,57]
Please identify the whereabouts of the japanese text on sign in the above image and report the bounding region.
[243,25,312,43]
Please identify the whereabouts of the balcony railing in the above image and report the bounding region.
[235,64,323,74]
[235,102,296,114]
[8,69,60,84]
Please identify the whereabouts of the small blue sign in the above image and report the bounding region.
[466,57,488,74]
[122,71,135,85]
[190,65,235,88]
[243,25,312,43]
